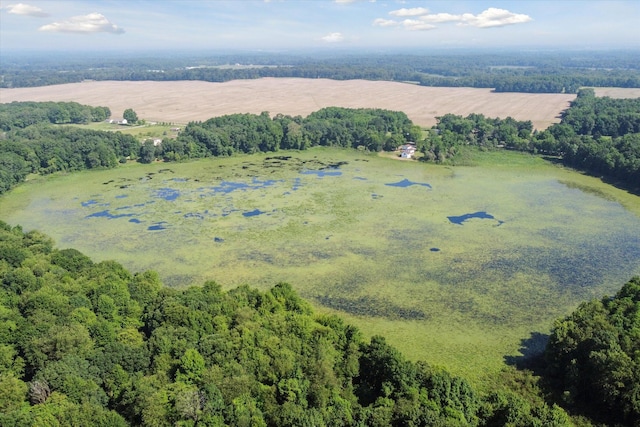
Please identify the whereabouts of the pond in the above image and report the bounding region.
[2,148,639,382]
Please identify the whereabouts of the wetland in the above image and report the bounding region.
[2,147,639,382]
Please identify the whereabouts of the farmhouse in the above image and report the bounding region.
[106,118,128,125]
[399,142,416,159]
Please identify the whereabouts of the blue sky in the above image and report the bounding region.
[1,0,638,52]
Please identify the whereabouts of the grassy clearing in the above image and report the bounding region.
[2,148,639,385]
[64,122,181,141]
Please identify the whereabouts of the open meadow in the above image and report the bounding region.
[2,148,639,384]
[0,78,579,129]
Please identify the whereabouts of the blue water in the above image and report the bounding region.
[300,170,342,177]
[430,248,441,252]
[184,212,204,219]
[81,199,109,207]
[129,218,142,224]
[207,177,280,195]
[153,188,181,201]
[85,210,135,220]
[243,209,265,217]
[448,211,498,225]
[214,237,224,243]
[386,178,432,189]
[292,177,302,191]
[148,222,168,231]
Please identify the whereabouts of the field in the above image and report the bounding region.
[2,148,639,385]
[0,78,578,129]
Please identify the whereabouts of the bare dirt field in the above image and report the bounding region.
[593,87,640,98]
[0,78,580,129]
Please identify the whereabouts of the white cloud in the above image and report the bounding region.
[39,13,125,34]
[373,18,398,27]
[321,32,344,42]
[459,8,532,28]
[402,19,436,31]
[4,2,49,17]
[389,7,429,17]
[375,6,531,31]
[419,13,462,24]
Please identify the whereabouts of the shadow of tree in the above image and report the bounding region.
[504,332,549,374]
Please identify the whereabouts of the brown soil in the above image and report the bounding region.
[0,78,588,129]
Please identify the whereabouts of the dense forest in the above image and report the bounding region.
[2,50,639,93]
[161,108,419,161]
[420,89,640,191]
[0,101,112,131]
[545,277,640,426]
[0,103,418,194]
[0,221,598,426]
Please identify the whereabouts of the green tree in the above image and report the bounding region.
[123,108,138,124]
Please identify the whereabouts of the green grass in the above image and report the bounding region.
[2,147,639,386]
[63,122,181,140]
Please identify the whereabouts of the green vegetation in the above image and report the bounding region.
[545,277,640,426]
[0,222,580,425]
[0,101,111,130]
[2,50,639,93]
[420,89,640,191]
[0,103,416,193]
[0,123,140,194]
[2,147,639,386]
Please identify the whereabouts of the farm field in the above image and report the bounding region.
[0,78,578,129]
[2,148,639,384]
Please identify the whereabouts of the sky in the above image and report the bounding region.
[1,0,639,53]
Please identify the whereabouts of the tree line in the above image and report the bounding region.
[420,89,640,191]
[0,101,111,131]
[0,125,140,194]
[0,104,416,194]
[2,50,638,93]
[0,222,575,426]
[156,108,419,162]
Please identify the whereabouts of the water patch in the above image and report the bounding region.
[85,210,135,220]
[81,199,108,207]
[292,177,302,191]
[153,188,180,201]
[300,170,342,177]
[115,194,128,199]
[148,222,168,231]
[129,218,142,224]
[430,248,441,252]
[385,178,432,189]
[448,211,500,225]
[243,209,265,217]
[207,177,280,195]
[184,212,204,220]
[214,237,224,243]
[372,194,382,200]
[354,176,367,181]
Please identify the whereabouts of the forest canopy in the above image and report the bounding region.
[1,50,639,93]
[0,222,581,426]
